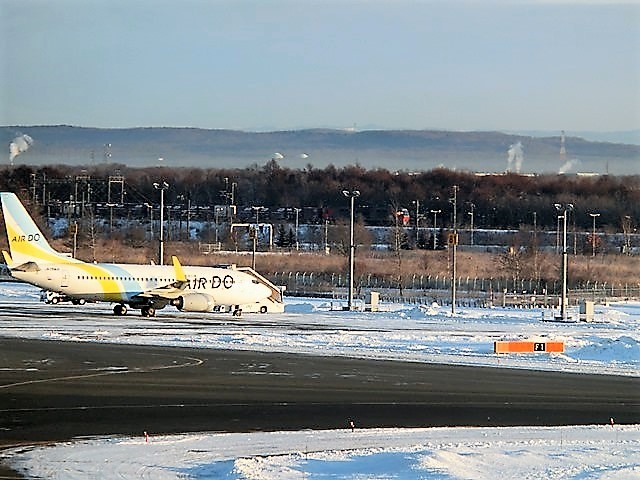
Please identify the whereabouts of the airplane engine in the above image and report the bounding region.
[172,293,215,312]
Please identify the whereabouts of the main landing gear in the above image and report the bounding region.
[113,304,156,317]
[113,304,128,316]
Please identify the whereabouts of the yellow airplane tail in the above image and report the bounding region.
[0,192,79,266]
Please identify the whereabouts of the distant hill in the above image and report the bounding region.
[2,125,639,175]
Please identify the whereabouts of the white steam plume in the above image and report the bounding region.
[9,134,34,165]
[506,141,524,173]
[558,158,580,174]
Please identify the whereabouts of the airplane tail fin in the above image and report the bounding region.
[0,192,78,266]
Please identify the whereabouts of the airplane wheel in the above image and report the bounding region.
[114,304,127,316]
[260,306,267,314]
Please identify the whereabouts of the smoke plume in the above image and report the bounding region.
[9,134,34,164]
[558,158,580,174]
[506,141,524,173]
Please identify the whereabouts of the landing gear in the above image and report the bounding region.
[141,306,156,317]
[113,304,128,316]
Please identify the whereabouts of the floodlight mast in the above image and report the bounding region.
[153,181,169,265]
[589,213,600,257]
[554,203,574,320]
[343,189,360,311]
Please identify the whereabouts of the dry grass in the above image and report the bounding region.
[55,238,640,286]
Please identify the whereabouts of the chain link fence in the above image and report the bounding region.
[269,271,640,305]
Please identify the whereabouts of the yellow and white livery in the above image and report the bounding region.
[1,192,271,316]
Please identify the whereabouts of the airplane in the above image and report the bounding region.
[0,192,272,317]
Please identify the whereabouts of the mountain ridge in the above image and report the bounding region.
[3,125,638,175]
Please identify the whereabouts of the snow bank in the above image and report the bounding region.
[4,425,639,480]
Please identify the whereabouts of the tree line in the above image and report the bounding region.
[1,162,638,232]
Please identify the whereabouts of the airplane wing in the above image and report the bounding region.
[135,256,189,300]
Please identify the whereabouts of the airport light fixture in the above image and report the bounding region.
[153,181,169,265]
[554,203,574,320]
[589,213,600,257]
[342,189,360,311]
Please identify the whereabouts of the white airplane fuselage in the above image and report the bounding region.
[12,263,267,307]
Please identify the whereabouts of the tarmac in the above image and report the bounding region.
[1,337,639,478]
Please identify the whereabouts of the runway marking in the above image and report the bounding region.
[0,355,204,390]
[3,398,622,416]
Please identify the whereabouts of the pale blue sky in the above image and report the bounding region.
[2,0,639,132]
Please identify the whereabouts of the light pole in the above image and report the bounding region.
[468,203,475,246]
[589,212,600,257]
[106,202,116,233]
[153,181,169,265]
[250,206,263,269]
[450,186,458,315]
[554,203,574,320]
[412,200,420,246]
[430,209,441,250]
[342,189,360,311]
[556,215,562,253]
[623,215,632,255]
[294,207,301,250]
[144,202,153,239]
[71,222,78,258]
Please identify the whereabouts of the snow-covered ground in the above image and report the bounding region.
[0,283,638,377]
[1,281,638,479]
[4,425,639,480]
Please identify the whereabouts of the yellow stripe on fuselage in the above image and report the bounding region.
[72,264,127,301]
[59,262,177,302]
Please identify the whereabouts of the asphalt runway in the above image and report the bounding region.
[1,336,638,450]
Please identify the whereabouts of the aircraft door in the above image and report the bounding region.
[61,273,69,288]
